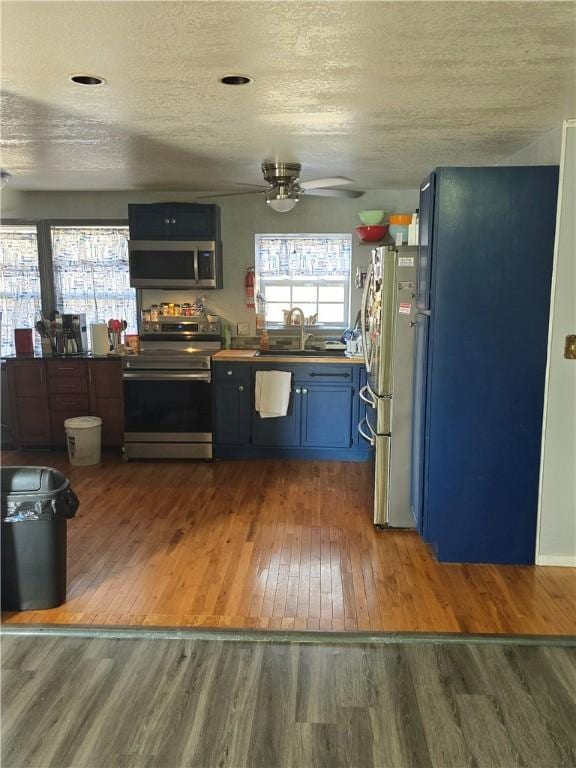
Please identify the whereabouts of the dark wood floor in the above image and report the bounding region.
[2,450,576,634]
[2,631,575,768]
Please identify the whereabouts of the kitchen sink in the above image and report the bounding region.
[254,349,347,357]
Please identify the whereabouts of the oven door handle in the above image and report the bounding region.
[122,372,212,382]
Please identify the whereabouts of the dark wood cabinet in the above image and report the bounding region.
[88,360,124,446]
[6,358,124,448]
[128,203,220,241]
[6,360,51,445]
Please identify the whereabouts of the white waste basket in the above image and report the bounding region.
[64,416,102,466]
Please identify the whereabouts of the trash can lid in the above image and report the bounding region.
[64,416,102,429]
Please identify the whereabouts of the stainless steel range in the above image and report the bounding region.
[122,318,221,459]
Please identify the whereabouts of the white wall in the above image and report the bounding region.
[536,121,576,566]
[1,188,418,334]
[500,125,563,165]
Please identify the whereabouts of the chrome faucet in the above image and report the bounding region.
[287,307,313,351]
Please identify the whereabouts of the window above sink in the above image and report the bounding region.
[255,234,352,329]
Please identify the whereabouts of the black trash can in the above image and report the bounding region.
[1,467,79,611]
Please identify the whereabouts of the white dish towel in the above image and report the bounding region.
[255,370,292,418]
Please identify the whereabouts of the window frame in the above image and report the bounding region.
[255,233,352,329]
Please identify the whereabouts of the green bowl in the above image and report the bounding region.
[358,210,386,225]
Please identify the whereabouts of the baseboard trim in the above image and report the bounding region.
[536,554,576,567]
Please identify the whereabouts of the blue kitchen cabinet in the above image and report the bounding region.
[128,203,220,240]
[252,384,301,447]
[213,361,372,460]
[411,165,559,564]
[301,384,353,448]
[213,380,251,445]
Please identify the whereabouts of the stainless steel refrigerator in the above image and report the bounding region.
[359,245,416,528]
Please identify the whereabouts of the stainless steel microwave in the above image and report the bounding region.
[128,240,222,289]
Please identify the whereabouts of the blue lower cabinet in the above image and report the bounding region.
[213,380,250,445]
[301,384,353,448]
[213,362,372,461]
[252,386,301,447]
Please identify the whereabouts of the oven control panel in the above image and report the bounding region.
[140,319,221,336]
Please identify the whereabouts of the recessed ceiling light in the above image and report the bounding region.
[69,74,106,86]
[219,74,253,86]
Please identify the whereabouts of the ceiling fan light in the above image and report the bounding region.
[267,197,298,213]
[265,186,299,213]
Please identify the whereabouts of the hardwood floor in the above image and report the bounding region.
[2,632,575,768]
[2,450,575,634]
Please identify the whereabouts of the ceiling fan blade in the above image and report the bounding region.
[299,176,353,190]
[304,188,365,199]
[195,188,267,200]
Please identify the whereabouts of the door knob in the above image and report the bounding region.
[238,385,244,391]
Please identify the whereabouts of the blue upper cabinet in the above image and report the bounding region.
[128,203,220,241]
[412,165,559,565]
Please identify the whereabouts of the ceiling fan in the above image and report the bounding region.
[197,162,365,212]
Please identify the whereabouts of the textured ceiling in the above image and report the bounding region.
[1,1,575,192]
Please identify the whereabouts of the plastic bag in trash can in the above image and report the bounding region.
[1,467,80,522]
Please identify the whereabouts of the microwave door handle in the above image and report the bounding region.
[193,249,199,282]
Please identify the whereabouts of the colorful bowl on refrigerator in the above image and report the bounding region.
[355,224,389,242]
[358,210,387,226]
[389,214,412,225]
[389,224,409,243]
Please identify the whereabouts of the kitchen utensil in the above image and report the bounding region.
[389,214,412,225]
[389,224,409,243]
[355,225,389,242]
[358,210,386,225]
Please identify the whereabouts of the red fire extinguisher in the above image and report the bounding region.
[245,267,255,308]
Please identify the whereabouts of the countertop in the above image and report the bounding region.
[212,350,365,365]
[2,354,122,361]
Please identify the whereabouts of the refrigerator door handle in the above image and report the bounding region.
[360,261,373,373]
[359,384,376,408]
[358,417,375,446]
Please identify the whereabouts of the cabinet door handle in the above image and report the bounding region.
[227,370,233,376]
[163,218,170,224]
[309,372,350,378]
[238,385,244,391]
[88,367,93,385]
[39,367,45,385]
[295,388,301,394]
[302,388,308,394]
[170,218,176,224]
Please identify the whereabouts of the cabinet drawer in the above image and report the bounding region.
[251,363,354,383]
[48,377,88,394]
[49,393,90,411]
[295,364,354,382]
[214,363,251,383]
[46,360,86,378]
